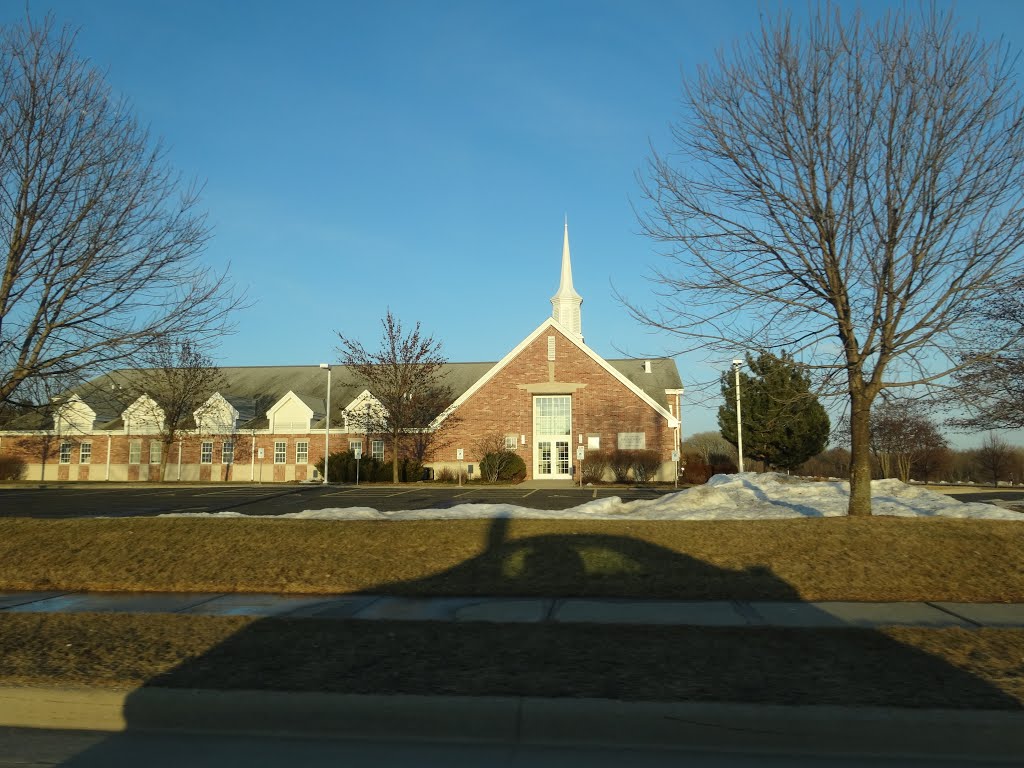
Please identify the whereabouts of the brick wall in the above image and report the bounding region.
[430,327,675,479]
[0,329,677,483]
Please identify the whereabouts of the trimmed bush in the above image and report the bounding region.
[580,451,610,483]
[631,449,663,484]
[315,451,388,483]
[479,451,526,483]
[0,454,26,481]
[399,457,423,483]
[609,449,634,483]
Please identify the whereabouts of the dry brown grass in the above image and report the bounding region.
[0,516,1021,601]
[0,612,1021,708]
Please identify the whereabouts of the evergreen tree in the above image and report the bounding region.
[718,353,830,471]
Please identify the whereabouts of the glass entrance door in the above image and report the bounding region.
[534,396,572,479]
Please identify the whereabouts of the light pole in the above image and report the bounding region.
[319,363,331,483]
[732,359,745,473]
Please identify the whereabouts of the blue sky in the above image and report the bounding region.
[5,0,1024,446]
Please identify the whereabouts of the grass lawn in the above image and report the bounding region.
[3,515,1023,709]
[0,516,1021,601]
[0,612,1022,708]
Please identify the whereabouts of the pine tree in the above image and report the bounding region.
[718,353,830,471]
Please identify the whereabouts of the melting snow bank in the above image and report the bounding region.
[160,473,1022,521]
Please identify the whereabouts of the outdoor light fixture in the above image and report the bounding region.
[732,359,745,473]
[320,363,331,483]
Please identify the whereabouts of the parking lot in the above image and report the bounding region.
[0,483,677,519]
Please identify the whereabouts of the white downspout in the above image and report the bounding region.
[105,435,112,481]
[177,442,182,481]
[250,432,256,482]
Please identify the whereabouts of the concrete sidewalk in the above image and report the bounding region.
[2,589,1022,628]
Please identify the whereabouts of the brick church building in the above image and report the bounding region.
[0,226,683,483]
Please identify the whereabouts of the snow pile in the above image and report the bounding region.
[162,473,1022,521]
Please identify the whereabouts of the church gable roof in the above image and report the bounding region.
[432,317,679,428]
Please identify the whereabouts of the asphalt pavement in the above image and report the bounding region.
[0,725,1012,768]
[0,483,672,518]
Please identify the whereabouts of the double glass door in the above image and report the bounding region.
[534,396,572,479]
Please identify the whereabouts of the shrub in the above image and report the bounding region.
[679,451,738,484]
[436,466,467,483]
[0,454,26,481]
[631,449,663,483]
[479,451,526,483]
[580,451,610,483]
[681,457,713,484]
[315,451,387,483]
[399,457,424,483]
[609,449,634,483]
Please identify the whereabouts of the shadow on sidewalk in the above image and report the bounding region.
[55,515,1021,765]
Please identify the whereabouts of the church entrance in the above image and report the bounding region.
[533,395,572,480]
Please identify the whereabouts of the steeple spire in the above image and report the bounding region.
[551,219,583,340]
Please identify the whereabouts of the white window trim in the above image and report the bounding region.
[295,441,308,465]
[200,442,214,464]
[59,442,72,464]
[128,441,142,465]
[79,442,92,465]
[371,440,384,460]
[150,440,162,464]
[274,441,287,465]
[222,441,235,465]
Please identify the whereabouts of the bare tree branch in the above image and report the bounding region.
[631,4,1024,515]
[336,310,449,483]
[0,15,244,408]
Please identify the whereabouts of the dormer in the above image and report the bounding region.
[195,392,240,434]
[53,394,97,435]
[122,394,164,435]
[267,391,324,434]
[343,389,387,432]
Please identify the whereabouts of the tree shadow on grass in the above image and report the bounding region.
[56,514,1022,766]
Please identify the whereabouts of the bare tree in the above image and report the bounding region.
[948,276,1024,432]
[680,431,736,466]
[0,15,242,410]
[336,310,448,483]
[869,399,947,483]
[406,385,458,472]
[116,339,224,481]
[975,433,1015,488]
[631,5,1024,515]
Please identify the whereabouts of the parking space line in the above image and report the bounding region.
[453,490,476,498]
[386,490,413,497]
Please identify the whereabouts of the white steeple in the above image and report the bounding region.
[550,218,583,340]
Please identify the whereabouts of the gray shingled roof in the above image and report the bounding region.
[2,357,681,432]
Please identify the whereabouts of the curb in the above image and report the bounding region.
[1,686,1022,760]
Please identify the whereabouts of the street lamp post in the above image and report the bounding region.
[320,363,331,483]
[732,359,745,473]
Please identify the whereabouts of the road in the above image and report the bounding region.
[0,727,1010,767]
[0,483,673,518]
